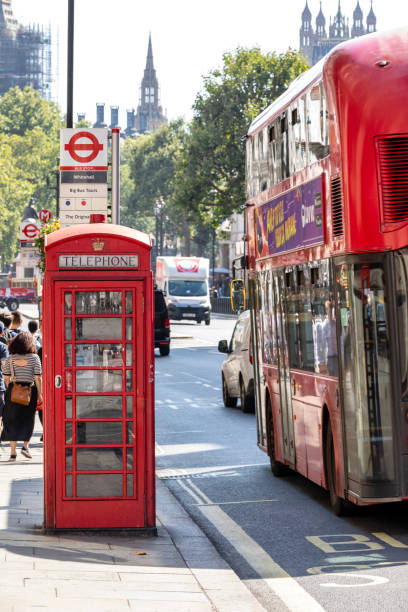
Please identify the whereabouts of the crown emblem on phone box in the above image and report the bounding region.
[92,239,104,252]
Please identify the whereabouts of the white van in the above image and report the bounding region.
[155,256,211,325]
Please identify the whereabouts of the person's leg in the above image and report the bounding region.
[9,441,17,460]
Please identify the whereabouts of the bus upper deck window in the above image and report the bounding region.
[291,109,298,126]
[268,125,275,143]
[281,116,287,133]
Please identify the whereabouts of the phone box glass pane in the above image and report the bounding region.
[66,448,72,471]
[126,422,134,444]
[66,422,72,444]
[76,292,122,315]
[126,345,132,366]
[127,474,133,496]
[65,345,72,366]
[127,448,133,470]
[77,448,123,471]
[76,474,123,497]
[126,396,132,417]
[125,291,132,314]
[65,293,72,314]
[126,318,132,340]
[76,396,122,419]
[65,319,72,340]
[65,397,72,418]
[76,421,123,444]
[75,344,123,367]
[76,318,122,341]
[76,370,122,393]
[66,475,72,497]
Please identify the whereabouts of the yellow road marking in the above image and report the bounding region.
[372,532,408,548]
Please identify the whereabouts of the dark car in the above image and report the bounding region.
[155,289,170,356]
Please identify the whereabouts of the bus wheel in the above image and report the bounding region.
[222,374,237,408]
[7,298,19,312]
[266,396,289,477]
[325,420,349,516]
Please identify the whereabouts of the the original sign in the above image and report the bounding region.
[60,210,109,225]
[59,255,139,269]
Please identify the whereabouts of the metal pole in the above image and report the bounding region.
[67,0,74,128]
[111,128,120,224]
[212,227,216,290]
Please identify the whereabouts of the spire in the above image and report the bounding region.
[301,0,311,20]
[145,32,154,72]
[353,1,363,20]
[367,1,376,32]
[316,2,326,37]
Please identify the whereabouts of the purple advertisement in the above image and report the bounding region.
[255,176,324,258]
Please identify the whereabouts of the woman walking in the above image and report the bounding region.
[1,332,42,461]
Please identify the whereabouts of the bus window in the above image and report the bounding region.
[280,113,290,181]
[292,96,307,172]
[307,83,329,163]
[350,262,394,483]
[284,270,301,369]
[311,260,337,375]
[296,266,314,371]
[394,249,408,399]
[260,270,278,366]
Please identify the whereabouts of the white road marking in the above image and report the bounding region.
[320,573,389,588]
[194,498,279,506]
[180,371,212,383]
[178,478,325,612]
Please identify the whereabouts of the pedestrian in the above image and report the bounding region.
[28,320,41,351]
[0,313,13,342]
[10,311,23,337]
[0,322,9,454]
[1,331,42,461]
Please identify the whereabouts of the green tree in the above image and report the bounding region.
[175,48,308,220]
[0,86,63,264]
[122,119,189,245]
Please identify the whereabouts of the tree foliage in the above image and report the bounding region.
[122,119,188,239]
[0,87,63,265]
[174,48,308,219]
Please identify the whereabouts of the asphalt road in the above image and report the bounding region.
[156,316,408,612]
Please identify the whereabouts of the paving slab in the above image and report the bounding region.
[0,419,265,611]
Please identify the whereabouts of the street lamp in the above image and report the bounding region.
[154,197,165,257]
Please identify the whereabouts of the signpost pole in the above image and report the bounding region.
[111,128,120,224]
[67,0,74,128]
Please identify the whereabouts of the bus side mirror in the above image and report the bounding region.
[218,339,229,353]
[230,279,246,313]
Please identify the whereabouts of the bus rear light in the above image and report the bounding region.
[164,318,170,328]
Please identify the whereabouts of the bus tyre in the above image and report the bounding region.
[7,298,19,312]
[325,420,350,516]
[222,374,237,408]
[159,344,170,356]
[266,397,289,477]
[240,378,255,414]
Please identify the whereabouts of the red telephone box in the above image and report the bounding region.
[42,223,155,531]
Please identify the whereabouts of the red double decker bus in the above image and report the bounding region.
[244,28,408,513]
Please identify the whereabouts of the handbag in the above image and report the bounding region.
[9,358,32,406]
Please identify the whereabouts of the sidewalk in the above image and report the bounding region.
[0,421,265,612]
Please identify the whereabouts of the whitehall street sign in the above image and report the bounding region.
[59,128,109,228]
[59,255,139,269]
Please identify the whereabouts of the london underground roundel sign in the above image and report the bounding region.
[60,128,108,170]
[20,219,40,242]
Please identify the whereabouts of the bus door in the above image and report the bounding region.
[273,272,295,467]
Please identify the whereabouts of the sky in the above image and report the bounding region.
[12,0,408,128]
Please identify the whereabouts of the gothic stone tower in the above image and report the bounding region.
[134,34,167,134]
[300,1,377,66]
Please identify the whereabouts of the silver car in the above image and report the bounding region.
[218,310,255,413]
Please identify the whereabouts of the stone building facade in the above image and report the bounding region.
[300,1,377,66]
